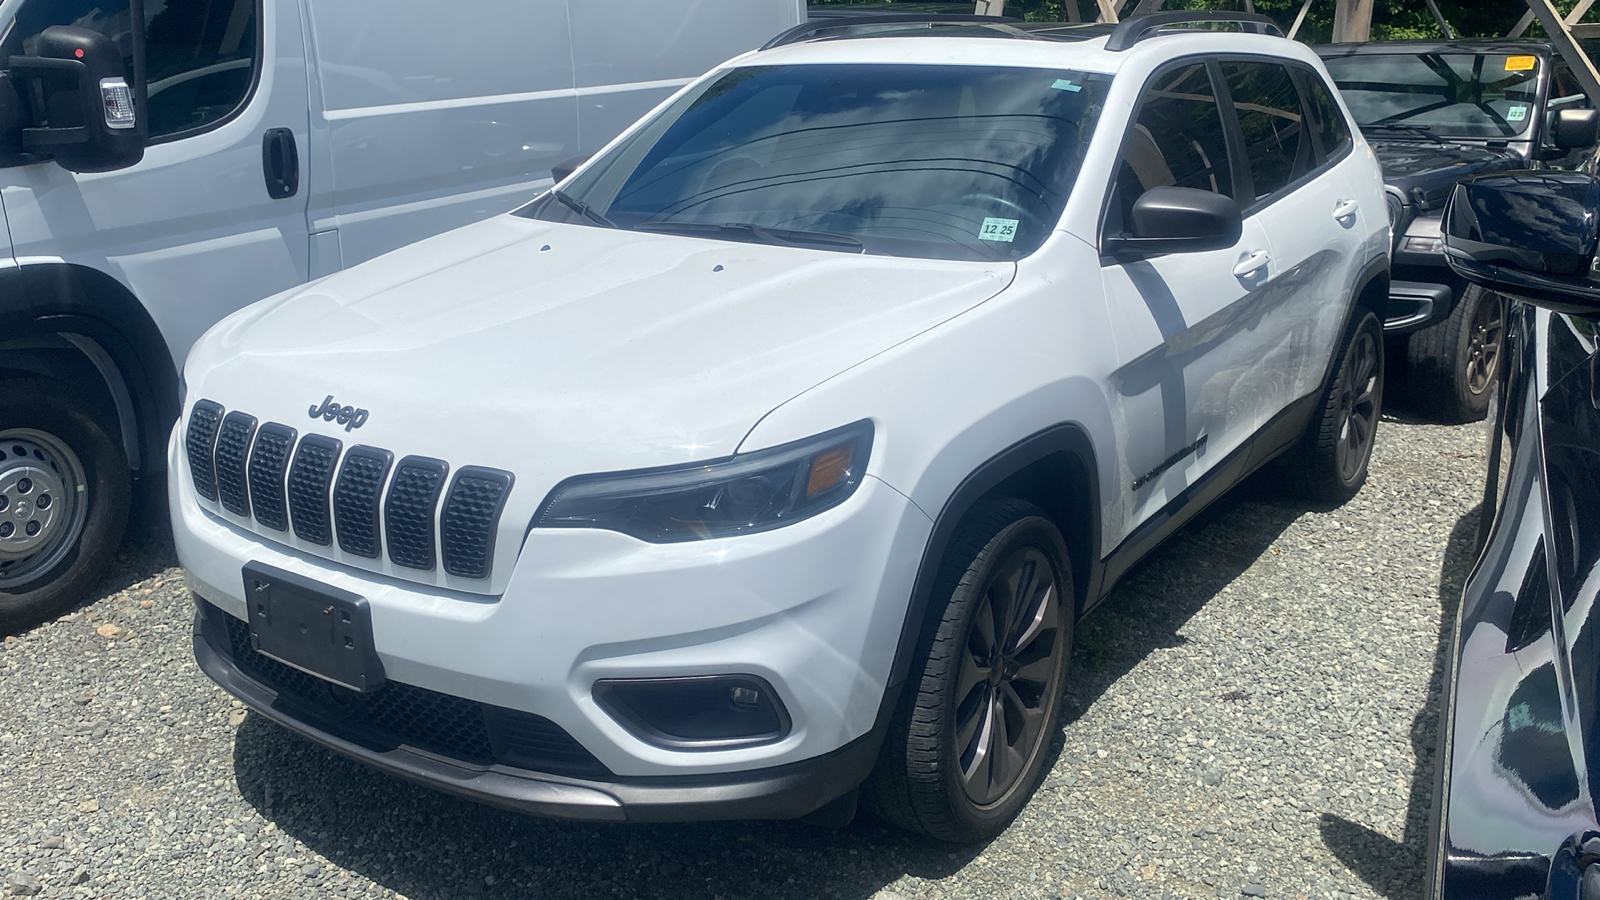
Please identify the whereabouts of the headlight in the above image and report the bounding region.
[536,421,873,542]
[1402,214,1443,253]
[1386,192,1403,232]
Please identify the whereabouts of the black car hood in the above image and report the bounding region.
[1369,139,1525,209]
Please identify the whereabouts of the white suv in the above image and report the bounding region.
[172,13,1389,841]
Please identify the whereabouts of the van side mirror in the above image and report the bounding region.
[8,25,144,173]
[1104,186,1243,257]
[551,153,591,184]
[1442,173,1600,317]
[1552,107,1600,150]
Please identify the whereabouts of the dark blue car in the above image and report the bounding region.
[1434,171,1600,898]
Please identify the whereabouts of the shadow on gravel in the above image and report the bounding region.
[224,473,1314,900]
[231,714,982,900]
[1317,504,1480,900]
[1062,472,1306,726]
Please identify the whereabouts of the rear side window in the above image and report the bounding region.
[1221,61,1312,203]
[1302,73,1352,161]
[1107,63,1234,234]
[0,0,259,141]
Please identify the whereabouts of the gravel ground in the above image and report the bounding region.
[0,412,1484,900]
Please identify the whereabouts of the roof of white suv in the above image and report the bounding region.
[738,14,1324,76]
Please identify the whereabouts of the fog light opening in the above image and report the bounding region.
[594,675,791,750]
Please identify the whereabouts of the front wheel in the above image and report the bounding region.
[0,377,130,629]
[864,498,1073,842]
[1406,285,1502,423]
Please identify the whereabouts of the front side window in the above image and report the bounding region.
[1222,61,1310,203]
[1322,52,1541,139]
[1106,63,1234,235]
[1,0,259,141]
[521,63,1109,261]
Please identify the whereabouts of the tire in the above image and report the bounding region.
[0,377,131,629]
[864,498,1073,842]
[1406,285,1503,423]
[1288,310,1384,504]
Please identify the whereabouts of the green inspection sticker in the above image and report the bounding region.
[980,217,1019,242]
[1507,105,1528,122]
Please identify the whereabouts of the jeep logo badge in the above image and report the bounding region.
[308,395,369,432]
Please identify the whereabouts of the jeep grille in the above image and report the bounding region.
[183,401,512,583]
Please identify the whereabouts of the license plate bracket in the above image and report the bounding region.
[242,562,385,692]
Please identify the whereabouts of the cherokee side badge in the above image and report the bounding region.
[308,395,369,432]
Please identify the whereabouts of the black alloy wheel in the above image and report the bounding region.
[864,498,1073,842]
[1463,290,1504,398]
[954,544,1063,807]
[1334,326,1381,487]
[1406,285,1502,423]
[1289,310,1385,504]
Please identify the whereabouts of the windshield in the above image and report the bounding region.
[1323,52,1541,139]
[519,64,1109,260]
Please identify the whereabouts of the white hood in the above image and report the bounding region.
[186,214,1014,506]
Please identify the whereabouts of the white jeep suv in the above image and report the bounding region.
[172,13,1389,841]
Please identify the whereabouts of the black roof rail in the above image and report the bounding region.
[1104,11,1283,52]
[761,14,1021,51]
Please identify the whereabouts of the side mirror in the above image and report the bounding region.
[1104,186,1243,257]
[1552,107,1600,150]
[1442,172,1600,317]
[551,153,591,184]
[8,25,144,173]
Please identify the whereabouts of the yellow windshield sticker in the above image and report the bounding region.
[1506,55,1537,71]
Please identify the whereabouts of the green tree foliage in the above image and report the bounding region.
[808,0,1592,43]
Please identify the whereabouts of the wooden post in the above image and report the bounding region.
[1524,0,1600,106]
[1095,0,1120,23]
[1330,0,1373,42]
[974,0,1006,14]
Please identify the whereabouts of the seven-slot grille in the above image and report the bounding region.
[184,400,512,581]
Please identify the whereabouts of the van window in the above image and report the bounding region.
[1,0,259,141]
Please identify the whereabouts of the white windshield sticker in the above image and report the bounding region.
[1051,78,1081,92]
[980,217,1019,242]
[1506,104,1528,122]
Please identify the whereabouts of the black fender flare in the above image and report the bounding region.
[0,262,179,477]
[884,422,1101,694]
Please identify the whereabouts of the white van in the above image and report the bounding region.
[0,0,804,624]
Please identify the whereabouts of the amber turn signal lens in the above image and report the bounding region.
[806,445,855,497]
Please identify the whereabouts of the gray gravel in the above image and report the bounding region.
[0,412,1484,900]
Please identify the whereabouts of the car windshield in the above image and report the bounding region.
[1323,52,1541,138]
[519,63,1109,261]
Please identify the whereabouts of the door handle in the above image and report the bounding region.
[1333,199,1359,221]
[262,128,299,200]
[1233,249,1271,277]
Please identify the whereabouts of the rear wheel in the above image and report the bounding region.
[864,499,1072,842]
[0,377,130,628]
[1288,311,1384,504]
[1406,285,1502,423]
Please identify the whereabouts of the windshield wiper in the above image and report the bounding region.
[634,220,865,253]
[550,189,618,228]
[1361,123,1446,144]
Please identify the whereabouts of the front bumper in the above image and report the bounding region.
[1385,280,1454,334]
[194,599,883,822]
[170,423,932,808]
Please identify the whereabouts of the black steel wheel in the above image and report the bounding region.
[864,498,1072,842]
[1289,310,1385,504]
[0,377,130,629]
[1406,285,1502,423]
